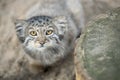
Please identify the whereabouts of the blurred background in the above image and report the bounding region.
[0,0,120,78]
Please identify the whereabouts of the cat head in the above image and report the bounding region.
[14,16,69,65]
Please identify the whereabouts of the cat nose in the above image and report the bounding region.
[36,40,45,45]
[39,41,45,45]
[36,37,46,45]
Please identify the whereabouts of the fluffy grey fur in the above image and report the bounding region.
[15,15,77,66]
[14,0,81,66]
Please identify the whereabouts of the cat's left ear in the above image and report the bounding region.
[13,19,27,43]
[53,16,68,35]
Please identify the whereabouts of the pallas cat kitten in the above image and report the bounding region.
[14,15,79,67]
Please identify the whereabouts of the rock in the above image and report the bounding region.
[75,7,120,80]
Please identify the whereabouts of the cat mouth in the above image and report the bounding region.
[34,43,45,48]
[40,44,44,47]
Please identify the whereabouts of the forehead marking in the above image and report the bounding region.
[27,16,53,28]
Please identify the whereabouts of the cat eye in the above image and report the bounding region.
[46,30,53,35]
[29,31,37,36]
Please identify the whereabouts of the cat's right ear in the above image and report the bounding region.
[13,19,27,43]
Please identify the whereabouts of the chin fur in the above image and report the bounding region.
[24,44,65,66]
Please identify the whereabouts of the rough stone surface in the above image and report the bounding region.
[75,7,120,80]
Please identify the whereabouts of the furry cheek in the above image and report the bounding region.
[28,40,38,48]
[51,34,61,44]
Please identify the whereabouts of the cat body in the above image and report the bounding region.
[14,0,82,67]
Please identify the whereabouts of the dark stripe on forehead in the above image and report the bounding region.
[27,16,52,23]
[27,16,53,27]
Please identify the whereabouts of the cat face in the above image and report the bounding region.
[14,16,68,65]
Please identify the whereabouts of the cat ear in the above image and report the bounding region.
[53,16,68,35]
[13,19,27,43]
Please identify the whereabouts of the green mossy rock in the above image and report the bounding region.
[75,7,120,80]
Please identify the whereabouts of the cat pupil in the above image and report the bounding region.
[30,31,37,36]
[46,30,53,35]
